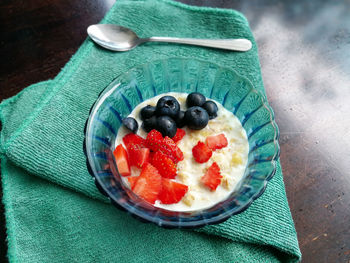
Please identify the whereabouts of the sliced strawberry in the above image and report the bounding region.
[172,129,186,143]
[150,151,177,179]
[158,178,188,204]
[146,130,183,163]
[146,129,163,152]
[132,163,162,204]
[159,136,184,163]
[123,133,146,150]
[127,176,139,189]
[201,162,222,191]
[192,141,212,163]
[122,133,150,168]
[128,145,150,168]
[205,133,228,151]
[148,151,155,163]
[113,144,131,177]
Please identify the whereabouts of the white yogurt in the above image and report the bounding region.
[115,92,249,212]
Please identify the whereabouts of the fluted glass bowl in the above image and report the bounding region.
[84,58,279,228]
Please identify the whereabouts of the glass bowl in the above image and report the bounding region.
[84,58,280,228]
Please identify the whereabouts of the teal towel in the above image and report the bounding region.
[0,0,301,262]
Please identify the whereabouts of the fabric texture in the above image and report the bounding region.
[0,0,301,262]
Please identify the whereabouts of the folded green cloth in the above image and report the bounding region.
[0,0,301,262]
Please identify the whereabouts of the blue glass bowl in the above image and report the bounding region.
[84,58,279,228]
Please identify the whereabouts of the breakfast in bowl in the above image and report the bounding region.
[84,57,279,228]
[114,92,249,212]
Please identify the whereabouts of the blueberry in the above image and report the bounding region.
[142,116,157,132]
[156,96,180,119]
[202,101,218,119]
[140,105,156,120]
[185,106,209,130]
[186,92,206,108]
[122,117,138,133]
[156,116,177,138]
[175,110,186,128]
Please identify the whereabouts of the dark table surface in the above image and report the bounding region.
[1,0,350,262]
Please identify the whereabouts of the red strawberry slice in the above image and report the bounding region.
[123,133,146,149]
[201,162,222,191]
[148,151,155,163]
[132,163,162,204]
[192,141,212,163]
[128,146,150,168]
[172,129,186,143]
[150,151,177,179]
[146,130,184,163]
[205,133,228,150]
[113,144,131,177]
[146,129,163,152]
[159,136,184,163]
[158,178,188,204]
[127,176,139,189]
[123,133,150,168]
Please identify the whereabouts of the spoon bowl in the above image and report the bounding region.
[87,24,252,52]
[88,25,141,51]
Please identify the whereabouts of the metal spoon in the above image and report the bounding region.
[87,24,252,52]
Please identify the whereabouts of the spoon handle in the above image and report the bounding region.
[144,37,252,51]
